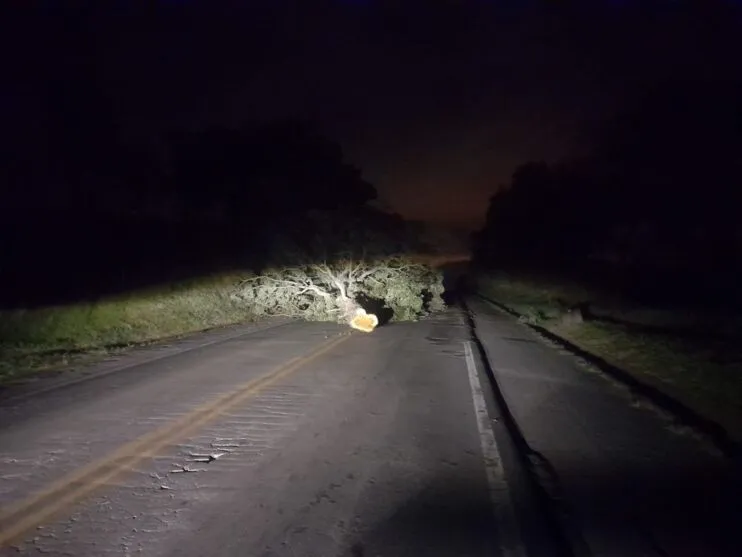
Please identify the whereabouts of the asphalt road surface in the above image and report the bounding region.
[0,302,739,556]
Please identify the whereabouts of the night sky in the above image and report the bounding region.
[6,0,742,228]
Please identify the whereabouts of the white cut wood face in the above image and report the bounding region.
[350,309,379,333]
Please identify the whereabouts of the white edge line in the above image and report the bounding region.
[464,341,527,557]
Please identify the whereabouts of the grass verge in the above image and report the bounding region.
[0,274,254,386]
[476,272,742,445]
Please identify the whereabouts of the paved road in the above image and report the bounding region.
[0,302,739,556]
[0,309,552,557]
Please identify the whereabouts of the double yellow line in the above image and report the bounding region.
[0,333,350,547]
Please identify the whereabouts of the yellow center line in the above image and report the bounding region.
[0,333,350,547]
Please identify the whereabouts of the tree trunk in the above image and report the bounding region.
[336,294,361,324]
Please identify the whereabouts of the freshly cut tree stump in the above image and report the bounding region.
[350,308,379,333]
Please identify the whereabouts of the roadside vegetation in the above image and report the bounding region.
[2,120,448,386]
[0,274,254,385]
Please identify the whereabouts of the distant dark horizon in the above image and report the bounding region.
[4,0,742,229]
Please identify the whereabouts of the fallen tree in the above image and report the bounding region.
[233,255,444,325]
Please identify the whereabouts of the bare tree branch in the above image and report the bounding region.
[234,254,443,325]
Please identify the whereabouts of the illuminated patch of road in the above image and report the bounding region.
[0,334,350,548]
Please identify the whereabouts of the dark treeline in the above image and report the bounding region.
[0,1,421,310]
[1,117,413,309]
[473,78,742,308]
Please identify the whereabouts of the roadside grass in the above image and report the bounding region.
[475,271,598,321]
[477,272,742,444]
[0,273,253,386]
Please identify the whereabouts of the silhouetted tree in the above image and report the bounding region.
[166,119,376,225]
[475,77,742,305]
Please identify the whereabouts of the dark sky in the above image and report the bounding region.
[6,0,742,228]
